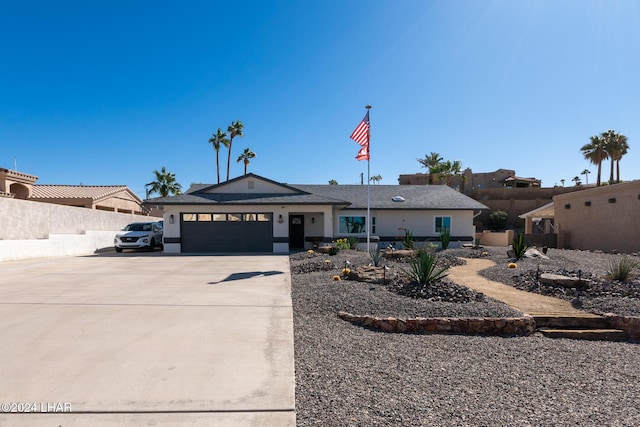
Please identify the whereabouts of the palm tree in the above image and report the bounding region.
[560,179,565,187]
[328,179,338,185]
[602,130,629,184]
[581,169,590,185]
[370,174,382,185]
[436,160,464,186]
[417,152,443,184]
[146,166,182,198]
[226,120,244,181]
[236,148,256,175]
[209,128,229,184]
[572,176,581,186]
[581,135,609,186]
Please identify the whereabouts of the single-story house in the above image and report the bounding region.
[518,180,640,253]
[146,173,488,253]
[29,185,146,214]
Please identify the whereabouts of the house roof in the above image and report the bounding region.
[30,185,142,203]
[148,174,488,211]
[291,184,488,210]
[518,202,555,219]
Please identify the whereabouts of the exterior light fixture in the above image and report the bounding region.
[311,217,315,224]
[278,214,284,224]
[169,214,174,224]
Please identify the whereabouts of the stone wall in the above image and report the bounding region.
[605,315,640,342]
[338,311,535,337]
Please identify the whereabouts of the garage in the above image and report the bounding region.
[180,213,273,252]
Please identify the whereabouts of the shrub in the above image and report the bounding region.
[440,227,451,250]
[511,233,529,260]
[369,248,382,267]
[402,251,449,285]
[328,246,338,256]
[607,256,639,282]
[488,210,508,231]
[334,238,350,250]
[347,236,359,250]
[402,230,414,250]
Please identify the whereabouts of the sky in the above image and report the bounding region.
[2,0,640,198]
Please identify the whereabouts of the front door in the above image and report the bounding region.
[289,215,305,249]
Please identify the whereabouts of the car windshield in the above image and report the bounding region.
[123,223,152,232]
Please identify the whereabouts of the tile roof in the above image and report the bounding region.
[30,185,133,201]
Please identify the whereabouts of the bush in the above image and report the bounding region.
[607,256,639,282]
[440,227,451,250]
[488,210,508,231]
[334,238,349,250]
[402,230,414,250]
[369,249,382,267]
[347,236,359,250]
[402,250,449,285]
[511,233,529,260]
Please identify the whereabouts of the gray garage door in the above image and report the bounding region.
[181,213,273,252]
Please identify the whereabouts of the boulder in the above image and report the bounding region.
[540,273,589,288]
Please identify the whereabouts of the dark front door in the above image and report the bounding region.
[289,215,305,249]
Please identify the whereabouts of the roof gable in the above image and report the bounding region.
[194,173,302,195]
[30,185,142,203]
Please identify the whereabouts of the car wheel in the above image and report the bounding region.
[115,247,123,253]
[148,239,155,251]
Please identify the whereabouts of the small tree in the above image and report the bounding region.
[488,210,508,231]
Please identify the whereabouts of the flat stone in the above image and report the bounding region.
[540,273,589,288]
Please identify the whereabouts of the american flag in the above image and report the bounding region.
[355,144,369,161]
[350,111,370,146]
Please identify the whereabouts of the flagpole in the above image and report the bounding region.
[365,104,372,251]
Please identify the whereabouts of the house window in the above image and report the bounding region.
[198,213,212,221]
[435,216,451,233]
[339,216,366,234]
[228,214,242,222]
[213,214,227,221]
[182,213,197,222]
[372,217,376,234]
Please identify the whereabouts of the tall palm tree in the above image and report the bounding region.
[236,148,256,175]
[572,176,581,186]
[581,169,590,185]
[226,120,244,181]
[603,130,629,184]
[581,135,609,186]
[417,152,443,184]
[370,174,382,185]
[436,160,464,186]
[146,166,182,198]
[209,128,229,184]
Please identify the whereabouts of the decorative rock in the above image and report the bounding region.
[317,246,332,254]
[524,248,550,259]
[540,273,589,288]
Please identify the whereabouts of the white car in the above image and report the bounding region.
[114,222,163,252]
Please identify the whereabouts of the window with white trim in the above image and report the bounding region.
[435,216,451,233]
[339,216,366,234]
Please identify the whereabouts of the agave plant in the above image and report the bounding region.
[511,233,530,260]
[402,251,449,285]
[440,227,451,250]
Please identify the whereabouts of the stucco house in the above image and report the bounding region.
[146,173,488,253]
[518,180,640,253]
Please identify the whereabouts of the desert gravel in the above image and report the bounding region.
[291,248,640,426]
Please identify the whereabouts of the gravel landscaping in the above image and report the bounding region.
[291,247,640,426]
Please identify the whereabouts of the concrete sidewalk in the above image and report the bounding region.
[0,253,296,426]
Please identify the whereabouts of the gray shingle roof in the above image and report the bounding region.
[290,184,488,210]
[147,174,487,210]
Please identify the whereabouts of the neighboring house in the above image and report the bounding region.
[553,180,640,253]
[399,168,541,194]
[1,167,148,214]
[519,180,640,252]
[146,173,488,253]
[30,185,146,214]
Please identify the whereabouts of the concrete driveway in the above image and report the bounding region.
[0,252,295,426]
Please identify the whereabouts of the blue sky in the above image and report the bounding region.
[2,1,639,198]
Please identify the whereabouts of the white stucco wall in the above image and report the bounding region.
[0,197,160,261]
